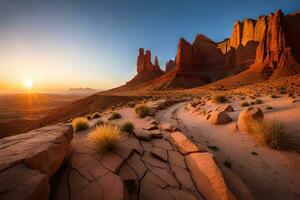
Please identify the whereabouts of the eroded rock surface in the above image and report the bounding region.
[0,124,73,200]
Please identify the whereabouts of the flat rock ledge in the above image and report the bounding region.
[51,117,235,200]
[0,113,235,200]
[0,124,73,200]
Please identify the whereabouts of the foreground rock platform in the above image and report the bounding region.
[51,112,235,200]
[0,123,73,200]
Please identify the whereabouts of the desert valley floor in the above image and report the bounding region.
[1,75,300,200]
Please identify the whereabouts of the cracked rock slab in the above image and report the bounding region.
[0,164,50,200]
[151,146,168,162]
[167,132,202,155]
[185,152,236,200]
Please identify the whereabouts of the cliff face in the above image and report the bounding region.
[165,59,176,72]
[126,48,164,86]
[252,10,300,79]
[126,9,300,90]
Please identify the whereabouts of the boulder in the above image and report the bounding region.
[209,111,233,125]
[0,124,73,176]
[185,152,236,200]
[237,107,264,132]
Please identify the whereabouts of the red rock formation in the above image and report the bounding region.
[230,21,243,48]
[165,59,176,72]
[125,9,300,90]
[126,48,164,86]
[253,10,300,78]
[242,19,256,46]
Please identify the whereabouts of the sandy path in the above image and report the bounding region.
[155,98,300,200]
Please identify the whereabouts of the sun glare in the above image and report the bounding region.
[23,79,33,89]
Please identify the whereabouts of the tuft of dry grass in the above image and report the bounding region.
[250,120,291,150]
[72,117,89,132]
[88,123,123,152]
[135,105,152,118]
[212,95,228,104]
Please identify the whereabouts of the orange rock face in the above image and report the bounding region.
[126,48,164,86]
[230,21,243,48]
[127,9,300,89]
[165,59,176,72]
[242,19,256,46]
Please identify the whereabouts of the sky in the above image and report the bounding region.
[0,0,299,93]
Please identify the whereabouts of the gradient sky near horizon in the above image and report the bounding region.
[0,0,299,92]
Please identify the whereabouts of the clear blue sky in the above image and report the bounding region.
[0,0,299,91]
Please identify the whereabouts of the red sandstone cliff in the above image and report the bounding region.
[125,9,300,90]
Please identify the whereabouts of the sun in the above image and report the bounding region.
[23,79,33,89]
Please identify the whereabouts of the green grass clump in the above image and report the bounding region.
[255,99,263,104]
[109,112,122,120]
[92,112,101,119]
[88,124,122,152]
[212,95,228,104]
[72,117,89,132]
[250,120,291,149]
[135,105,152,118]
[240,102,250,107]
[122,121,134,133]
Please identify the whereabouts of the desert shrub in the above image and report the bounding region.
[92,112,101,119]
[250,120,291,149]
[109,112,122,120]
[88,124,122,152]
[122,121,134,133]
[135,105,151,118]
[240,96,246,100]
[87,115,92,120]
[240,102,250,107]
[212,95,228,104]
[72,117,89,132]
[255,99,263,104]
[250,101,256,105]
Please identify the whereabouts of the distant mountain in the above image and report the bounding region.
[68,87,96,92]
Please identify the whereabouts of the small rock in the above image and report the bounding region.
[159,123,177,132]
[209,111,233,125]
